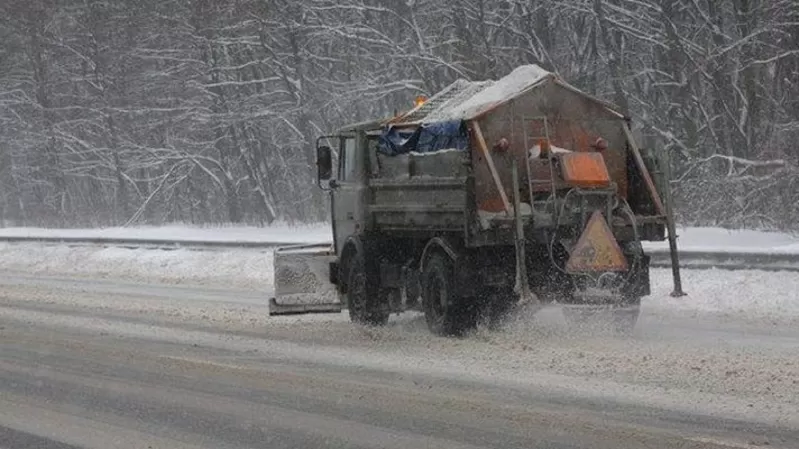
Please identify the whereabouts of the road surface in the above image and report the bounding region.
[1,274,797,449]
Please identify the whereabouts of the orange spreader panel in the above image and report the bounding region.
[560,152,611,188]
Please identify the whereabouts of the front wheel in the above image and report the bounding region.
[421,252,476,336]
[347,253,389,326]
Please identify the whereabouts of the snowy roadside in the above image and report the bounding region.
[0,222,332,245]
[0,242,273,290]
[647,268,799,321]
[643,226,799,254]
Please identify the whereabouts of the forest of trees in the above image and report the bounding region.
[0,0,796,230]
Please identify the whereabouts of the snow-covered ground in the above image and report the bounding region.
[644,226,799,254]
[0,243,275,290]
[3,268,798,430]
[1,224,796,435]
[646,268,799,324]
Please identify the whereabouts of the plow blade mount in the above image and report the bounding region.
[269,243,342,316]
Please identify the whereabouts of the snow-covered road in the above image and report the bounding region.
[0,270,797,448]
[0,225,797,446]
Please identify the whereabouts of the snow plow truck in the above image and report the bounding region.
[269,65,684,336]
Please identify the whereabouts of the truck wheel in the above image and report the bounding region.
[421,252,476,336]
[347,253,389,326]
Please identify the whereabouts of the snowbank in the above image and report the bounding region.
[0,242,273,290]
[0,222,332,245]
[646,268,799,321]
[643,226,799,254]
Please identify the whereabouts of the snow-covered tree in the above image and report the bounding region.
[0,0,795,230]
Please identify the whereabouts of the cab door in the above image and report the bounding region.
[331,133,366,255]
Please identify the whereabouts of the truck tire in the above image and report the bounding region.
[421,252,476,336]
[347,253,389,326]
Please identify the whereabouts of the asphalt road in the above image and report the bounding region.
[0,274,797,449]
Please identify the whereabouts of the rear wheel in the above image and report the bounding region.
[422,252,476,336]
[347,253,389,326]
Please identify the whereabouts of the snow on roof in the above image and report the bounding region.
[421,65,555,122]
[398,79,488,123]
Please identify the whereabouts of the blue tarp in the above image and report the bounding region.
[378,120,468,156]
[378,127,418,156]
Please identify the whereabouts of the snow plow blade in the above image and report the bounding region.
[268,297,342,315]
[268,243,342,316]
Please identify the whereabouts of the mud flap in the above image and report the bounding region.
[269,243,343,316]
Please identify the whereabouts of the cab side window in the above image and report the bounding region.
[339,137,357,181]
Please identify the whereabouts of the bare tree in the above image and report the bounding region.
[0,0,795,230]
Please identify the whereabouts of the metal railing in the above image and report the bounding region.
[0,235,796,272]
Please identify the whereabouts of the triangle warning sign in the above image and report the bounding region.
[565,211,628,273]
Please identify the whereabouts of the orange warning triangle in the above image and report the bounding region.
[565,211,628,272]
